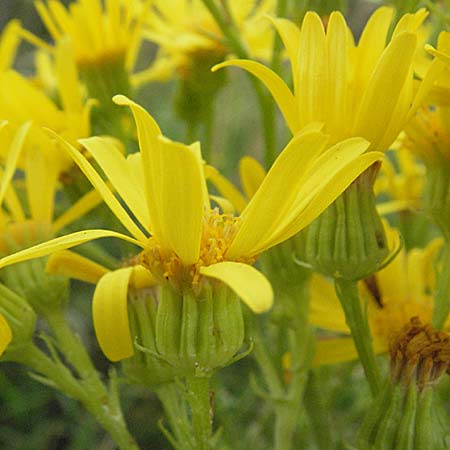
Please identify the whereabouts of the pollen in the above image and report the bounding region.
[137,208,255,289]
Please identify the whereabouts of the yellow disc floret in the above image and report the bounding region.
[138,208,256,290]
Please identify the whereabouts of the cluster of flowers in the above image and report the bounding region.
[0,1,450,449]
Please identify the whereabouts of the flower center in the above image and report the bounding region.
[370,299,433,350]
[137,208,255,289]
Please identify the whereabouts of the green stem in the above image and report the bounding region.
[45,310,139,450]
[415,387,434,450]
[46,310,105,392]
[200,0,277,167]
[13,345,139,450]
[252,321,284,397]
[274,318,314,450]
[185,376,212,450]
[156,383,194,450]
[202,100,215,164]
[334,279,381,396]
[432,244,450,329]
[304,371,334,450]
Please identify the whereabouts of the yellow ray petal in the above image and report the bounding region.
[353,32,417,149]
[227,130,329,259]
[212,59,299,133]
[266,16,300,87]
[46,129,147,242]
[239,156,266,200]
[200,261,273,313]
[0,122,31,208]
[51,188,103,233]
[154,137,203,264]
[129,264,158,289]
[0,313,12,357]
[25,140,59,223]
[309,275,349,333]
[56,37,83,114]
[93,268,133,361]
[112,95,162,234]
[209,195,235,214]
[326,12,349,140]
[80,136,150,231]
[0,229,144,269]
[297,12,327,125]
[312,337,357,366]
[355,7,394,88]
[265,152,382,252]
[205,165,247,214]
[46,250,109,284]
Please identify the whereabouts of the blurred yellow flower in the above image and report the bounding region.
[375,148,426,214]
[0,97,382,361]
[29,0,147,71]
[0,38,92,176]
[310,236,447,366]
[0,122,101,255]
[135,0,275,84]
[214,7,438,151]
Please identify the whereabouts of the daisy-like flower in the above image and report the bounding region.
[213,7,439,151]
[309,236,447,366]
[0,122,100,356]
[0,37,92,176]
[375,147,425,215]
[135,0,275,85]
[30,0,147,71]
[0,96,382,362]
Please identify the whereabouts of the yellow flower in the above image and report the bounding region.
[375,147,425,214]
[0,96,382,361]
[135,0,275,84]
[0,37,92,175]
[213,7,437,151]
[28,0,147,71]
[0,122,102,253]
[309,236,447,366]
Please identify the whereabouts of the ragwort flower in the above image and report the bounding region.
[214,7,438,151]
[0,96,382,362]
[310,237,448,366]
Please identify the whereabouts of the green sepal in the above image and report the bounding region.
[122,289,181,386]
[296,164,390,281]
[155,281,244,374]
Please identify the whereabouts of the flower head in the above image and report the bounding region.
[310,236,447,366]
[213,7,438,151]
[136,0,275,84]
[0,96,382,361]
[30,0,147,70]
